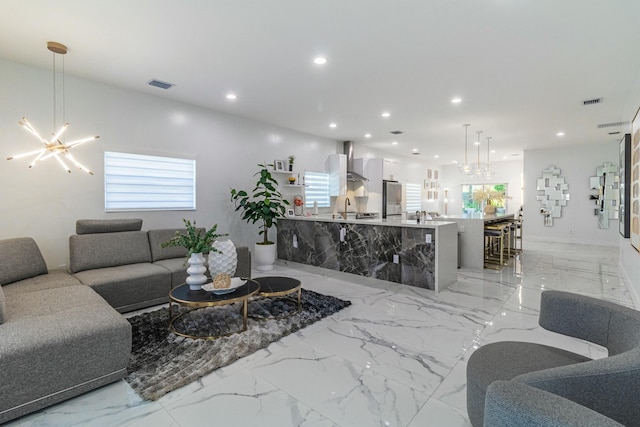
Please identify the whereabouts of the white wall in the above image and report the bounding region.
[0,58,344,268]
[439,159,524,216]
[523,142,620,246]
[0,58,439,268]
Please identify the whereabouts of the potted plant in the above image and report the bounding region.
[230,163,290,271]
[162,219,227,290]
[288,155,295,171]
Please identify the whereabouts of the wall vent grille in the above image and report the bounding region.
[147,79,175,90]
[583,98,602,105]
[597,121,629,129]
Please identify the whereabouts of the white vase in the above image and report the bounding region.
[186,252,208,291]
[208,239,238,276]
[254,242,276,271]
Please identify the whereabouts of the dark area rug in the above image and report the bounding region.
[126,289,351,401]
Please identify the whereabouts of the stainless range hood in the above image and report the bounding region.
[343,140,368,182]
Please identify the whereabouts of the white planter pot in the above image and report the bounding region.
[208,239,238,277]
[254,242,276,271]
[185,252,208,291]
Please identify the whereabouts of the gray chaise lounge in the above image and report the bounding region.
[0,237,131,424]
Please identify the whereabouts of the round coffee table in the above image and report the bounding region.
[251,276,302,319]
[168,279,260,339]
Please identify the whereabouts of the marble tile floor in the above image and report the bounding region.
[6,241,633,427]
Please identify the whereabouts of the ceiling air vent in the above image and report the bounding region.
[597,121,629,129]
[390,130,403,135]
[583,98,602,106]
[147,79,175,90]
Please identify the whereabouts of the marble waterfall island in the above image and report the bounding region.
[277,217,458,292]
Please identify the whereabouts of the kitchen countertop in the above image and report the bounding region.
[439,212,515,221]
[282,214,456,228]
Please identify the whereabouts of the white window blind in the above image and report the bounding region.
[405,182,422,213]
[104,151,196,212]
[304,171,330,208]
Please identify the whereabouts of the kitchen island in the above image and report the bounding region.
[277,216,458,292]
[439,213,516,270]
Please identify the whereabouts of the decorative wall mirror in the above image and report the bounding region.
[590,162,619,229]
[536,166,570,227]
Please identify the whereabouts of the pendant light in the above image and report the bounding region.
[458,124,474,176]
[484,136,495,179]
[473,130,485,178]
[7,41,99,174]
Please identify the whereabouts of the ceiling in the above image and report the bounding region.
[2,0,640,165]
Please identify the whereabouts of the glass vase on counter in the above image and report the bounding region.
[293,195,304,216]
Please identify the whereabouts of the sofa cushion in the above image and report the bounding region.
[69,231,152,273]
[153,258,188,287]
[148,228,195,262]
[0,285,5,324]
[0,237,48,285]
[76,218,143,234]
[73,263,171,312]
[1,270,81,298]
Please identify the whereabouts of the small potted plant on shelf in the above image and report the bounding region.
[230,163,290,271]
[288,155,295,171]
[162,219,227,290]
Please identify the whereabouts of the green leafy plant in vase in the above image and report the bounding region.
[230,163,290,271]
[161,219,227,290]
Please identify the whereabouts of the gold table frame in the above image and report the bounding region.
[168,279,260,340]
[250,276,302,320]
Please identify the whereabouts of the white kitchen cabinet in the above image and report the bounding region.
[326,153,346,196]
[363,158,383,193]
[383,158,400,181]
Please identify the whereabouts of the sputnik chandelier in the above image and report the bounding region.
[6,42,99,174]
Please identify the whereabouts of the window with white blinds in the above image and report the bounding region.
[405,182,422,213]
[304,171,330,208]
[104,151,196,212]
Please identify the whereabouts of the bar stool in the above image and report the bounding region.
[484,224,507,269]
[513,218,523,253]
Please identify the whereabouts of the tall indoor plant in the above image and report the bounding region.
[230,163,289,271]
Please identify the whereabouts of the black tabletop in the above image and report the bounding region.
[253,276,301,294]
[170,279,259,304]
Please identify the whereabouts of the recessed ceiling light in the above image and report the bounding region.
[313,56,327,65]
[556,131,565,136]
[392,141,398,145]
[452,160,459,164]
[364,133,372,138]
[226,93,237,100]
[381,112,391,118]
[451,97,462,104]
[329,123,337,128]
[491,150,496,154]
[434,154,439,158]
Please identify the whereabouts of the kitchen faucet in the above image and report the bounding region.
[342,197,351,220]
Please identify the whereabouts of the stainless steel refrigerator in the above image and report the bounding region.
[382,180,403,218]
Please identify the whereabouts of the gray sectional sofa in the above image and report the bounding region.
[69,219,251,313]
[0,237,132,424]
[0,219,251,423]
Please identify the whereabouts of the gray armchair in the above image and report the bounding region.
[467,290,640,426]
